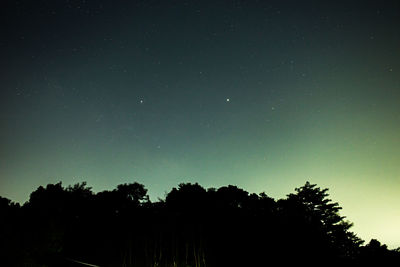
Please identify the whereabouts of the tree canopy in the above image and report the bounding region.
[0,181,398,267]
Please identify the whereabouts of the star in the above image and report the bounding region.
[226,98,230,102]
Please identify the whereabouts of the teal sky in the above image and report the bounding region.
[1,1,399,248]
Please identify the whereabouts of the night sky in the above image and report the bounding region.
[1,0,399,247]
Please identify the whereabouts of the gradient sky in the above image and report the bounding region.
[1,0,399,248]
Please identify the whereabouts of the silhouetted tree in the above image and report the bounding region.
[0,197,21,267]
[278,182,363,264]
[166,182,207,212]
[358,239,400,265]
[2,180,399,267]
[116,182,149,205]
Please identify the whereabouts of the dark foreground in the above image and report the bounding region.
[1,182,399,266]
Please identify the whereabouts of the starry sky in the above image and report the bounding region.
[1,0,400,247]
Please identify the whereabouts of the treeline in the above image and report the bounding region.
[1,181,399,267]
